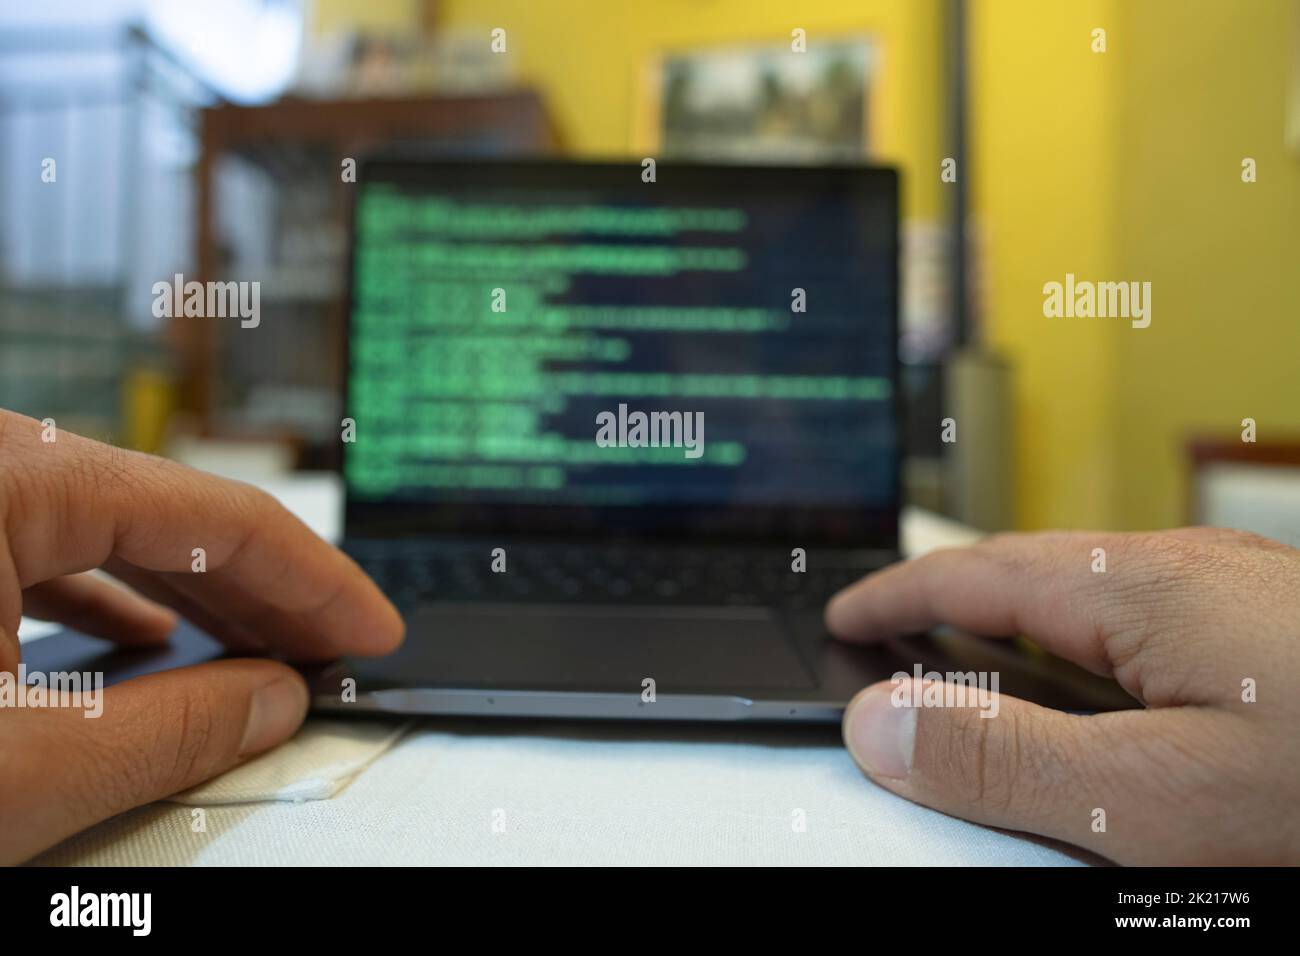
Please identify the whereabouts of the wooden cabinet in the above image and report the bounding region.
[180,90,557,467]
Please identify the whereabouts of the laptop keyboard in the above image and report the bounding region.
[345,539,879,611]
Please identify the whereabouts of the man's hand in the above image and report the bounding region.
[826,528,1300,865]
[0,411,403,863]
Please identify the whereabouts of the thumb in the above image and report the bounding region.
[3,658,307,863]
[841,678,1178,861]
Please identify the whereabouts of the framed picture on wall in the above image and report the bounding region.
[635,36,876,162]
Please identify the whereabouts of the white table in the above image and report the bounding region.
[27,477,1087,866]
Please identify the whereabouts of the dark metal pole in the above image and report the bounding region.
[946,0,970,347]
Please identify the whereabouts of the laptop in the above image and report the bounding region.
[308,157,906,722]
[20,156,1132,718]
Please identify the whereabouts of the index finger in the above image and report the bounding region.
[0,411,403,663]
[824,531,1134,677]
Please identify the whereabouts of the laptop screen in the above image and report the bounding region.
[344,160,898,546]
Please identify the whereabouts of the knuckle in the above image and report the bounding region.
[1173,525,1277,551]
[226,481,292,569]
[971,531,1063,579]
[944,710,992,804]
[1207,527,1262,547]
[1122,530,1249,584]
[973,532,1025,566]
[144,690,220,795]
[931,703,1056,820]
[1131,530,1206,569]
[940,706,1014,812]
[227,481,286,540]
[1103,532,1215,618]
[236,481,280,519]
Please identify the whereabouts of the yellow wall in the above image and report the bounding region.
[324,0,1300,532]
[438,0,947,224]
[312,0,424,34]
[972,0,1300,530]
[970,0,1121,530]
[1109,0,1300,529]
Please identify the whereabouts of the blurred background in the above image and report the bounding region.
[2,0,1298,539]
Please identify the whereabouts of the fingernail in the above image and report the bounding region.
[239,676,309,756]
[843,684,917,779]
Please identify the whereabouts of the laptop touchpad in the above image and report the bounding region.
[375,604,817,692]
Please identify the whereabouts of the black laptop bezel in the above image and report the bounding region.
[340,157,901,550]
